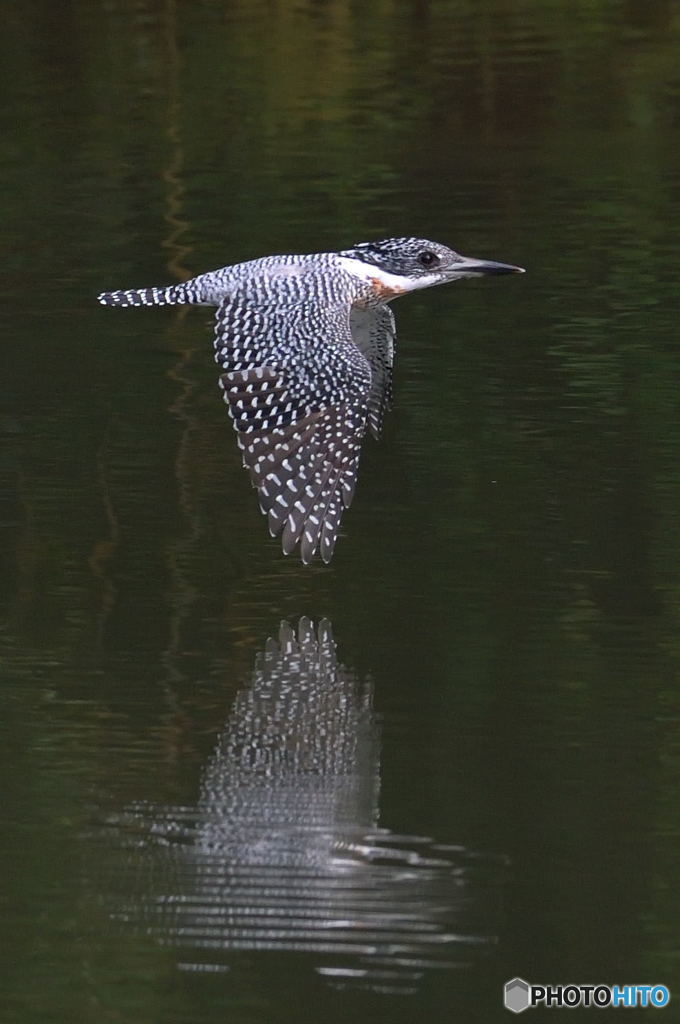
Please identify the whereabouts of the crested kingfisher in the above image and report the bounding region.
[98,238,524,564]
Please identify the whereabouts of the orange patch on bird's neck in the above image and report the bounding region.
[369,276,406,299]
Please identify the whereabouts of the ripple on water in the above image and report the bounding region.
[90,619,507,995]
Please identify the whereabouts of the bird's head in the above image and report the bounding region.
[337,237,524,294]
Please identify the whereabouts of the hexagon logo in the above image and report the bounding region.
[504,977,531,1013]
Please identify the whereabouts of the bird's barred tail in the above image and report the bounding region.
[97,281,205,307]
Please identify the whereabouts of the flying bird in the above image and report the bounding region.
[98,237,523,564]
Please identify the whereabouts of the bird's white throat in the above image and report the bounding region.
[336,256,442,294]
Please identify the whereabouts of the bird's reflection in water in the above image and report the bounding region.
[105,619,505,994]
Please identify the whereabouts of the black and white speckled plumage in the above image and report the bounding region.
[98,238,523,563]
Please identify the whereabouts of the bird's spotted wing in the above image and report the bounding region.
[214,290,371,564]
[349,304,396,440]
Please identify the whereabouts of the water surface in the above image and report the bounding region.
[2,2,680,1021]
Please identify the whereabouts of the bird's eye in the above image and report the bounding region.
[418,251,439,268]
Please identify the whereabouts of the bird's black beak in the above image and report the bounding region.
[451,256,525,276]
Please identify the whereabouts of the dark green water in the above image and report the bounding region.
[2,1,680,1021]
